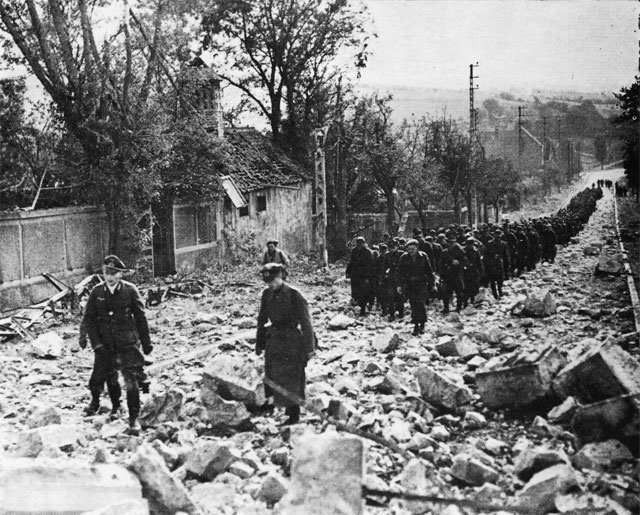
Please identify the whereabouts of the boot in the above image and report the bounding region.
[127,417,141,436]
[418,322,425,334]
[83,396,100,416]
[411,323,420,336]
[109,402,122,421]
[284,406,300,425]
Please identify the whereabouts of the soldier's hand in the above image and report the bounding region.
[143,344,153,356]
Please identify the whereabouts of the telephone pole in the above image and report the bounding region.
[313,127,329,268]
[542,116,547,195]
[518,105,526,215]
[469,63,479,226]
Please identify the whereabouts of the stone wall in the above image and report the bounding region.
[0,206,108,311]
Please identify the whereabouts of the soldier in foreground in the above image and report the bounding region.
[82,255,153,435]
[346,236,376,316]
[397,239,435,335]
[256,263,316,425]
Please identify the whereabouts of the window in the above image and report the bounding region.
[257,195,267,212]
[197,204,216,244]
[175,203,217,249]
[239,205,249,217]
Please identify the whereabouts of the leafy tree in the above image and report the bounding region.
[200,0,371,160]
[594,134,608,169]
[613,77,639,197]
[476,157,521,221]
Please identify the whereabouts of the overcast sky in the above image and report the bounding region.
[357,0,638,93]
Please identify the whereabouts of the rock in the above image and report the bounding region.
[583,245,600,256]
[571,439,634,471]
[327,399,357,422]
[436,335,479,360]
[334,376,360,395]
[450,453,500,486]
[15,424,79,457]
[151,440,180,471]
[363,361,384,375]
[184,441,241,481]
[517,464,579,513]
[555,493,633,515]
[476,344,566,409]
[200,390,251,429]
[595,254,624,276]
[553,341,640,403]
[376,368,414,395]
[395,458,431,513]
[530,416,562,438]
[27,404,61,429]
[548,396,580,426]
[429,425,450,442]
[0,458,143,514]
[271,447,290,467]
[258,472,288,505]
[514,446,571,481]
[415,367,472,411]
[383,420,412,443]
[462,411,486,429]
[277,432,363,515]
[201,354,266,408]
[406,432,436,451]
[29,332,64,359]
[371,328,401,353]
[327,314,357,330]
[525,289,557,317]
[189,483,238,513]
[236,317,257,329]
[129,443,202,515]
[79,500,150,515]
[480,437,508,455]
[139,389,184,428]
[476,326,504,345]
[100,420,129,439]
[229,460,255,479]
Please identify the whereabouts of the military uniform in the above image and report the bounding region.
[397,246,434,334]
[484,232,510,299]
[383,245,405,321]
[440,242,467,314]
[346,240,376,315]
[463,240,484,307]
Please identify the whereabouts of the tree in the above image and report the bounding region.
[0,0,210,261]
[594,134,607,169]
[201,0,371,160]
[476,157,521,221]
[613,77,639,198]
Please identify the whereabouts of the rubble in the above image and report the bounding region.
[29,331,64,359]
[184,441,242,481]
[450,453,500,486]
[327,314,357,330]
[139,389,184,428]
[512,289,557,317]
[201,354,266,407]
[200,390,252,429]
[259,472,288,505]
[371,328,401,353]
[516,464,580,513]
[548,396,580,426]
[571,440,634,471]
[15,424,79,457]
[513,446,571,481]
[0,458,144,514]
[277,432,364,515]
[415,366,472,411]
[435,335,479,360]
[476,344,566,408]
[595,254,624,276]
[27,404,62,428]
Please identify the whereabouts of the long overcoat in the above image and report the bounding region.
[256,283,315,408]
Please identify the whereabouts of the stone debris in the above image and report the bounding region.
[79,500,150,515]
[27,404,62,428]
[15,424,79,457]
[548,396,580,426]
[476,344,566,408]
[200,390,252,429]
[595,254,624,276]
[202,354,266,408]
[184,441,242,481]
[129,443,203,515]
[371,328,401,353]
[571,394,640,448]
[0,458,143,514]
[277,432,364,515]
[553,341,640,403]
[571,439,634,471]
[435,335,479,360]
[513,289,557,317]
[259,472,288,505]
[29,331,64,359]
[516,464,579,513]
[450,453,500,486]
[513,446,571,481]
[139,389,184,428]
[327,314,357,330]
[415,366,472,411]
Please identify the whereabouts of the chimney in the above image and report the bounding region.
[179,57,224,138]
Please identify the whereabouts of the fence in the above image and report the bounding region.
[0,206,107,312]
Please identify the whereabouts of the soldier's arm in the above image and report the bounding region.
[83,288,102,350]
[293,289,315,356]
[256,290,268,354]
[424,253,435,286]
[280,251,290,267]
[130,285,152,352]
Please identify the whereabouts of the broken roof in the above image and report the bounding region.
[223,127,309,192]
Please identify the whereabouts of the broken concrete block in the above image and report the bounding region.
[436,335,479,360]
[15,424,79,457]
[514,446,570,481]
[277,432,364,515]
[184,441,241,481]
[129,443,202,515]
[461,411,486,429]
[150,440,180,471]
[371,328,401,353]
[476,344,566,409]
[202,354,266,407]
[376,368,412,395]
[27,404,62,429]
[29,332,64,359]
[327,398,357,422]
[259,472,288,505]
[79,500,150,515]
[327,314,357,330]
[0,458,143,514]
[516,464,579,513]
[595,254,624,276]
[139,389,184,428]
[571,439,634,471]
[548,396,580,426]
[415,367,472,411]
[200,390,251,429]
[189,483,237,513]
[521,289,557,317]
[228,460,255,479]
[583,245,600,256]
[555,493,632,515]
[553,341,640,403]
[383,419,412,443]
[450,453,499,486]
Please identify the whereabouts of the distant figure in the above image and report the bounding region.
[262,240,290,266]
[346,236,376,316]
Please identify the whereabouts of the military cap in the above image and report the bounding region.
[446,234,457,242]
[379,243,388,250]
[355,236,365,243]
[260,262,287,281]
[412,228,423,236]
[405,239,419,247]
[103,255,128,272]
[425,235,434,242]
[266,239,278,246]
[388,239,398,248]
[464,237,475,245]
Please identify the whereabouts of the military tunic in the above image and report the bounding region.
[256,283,315,408]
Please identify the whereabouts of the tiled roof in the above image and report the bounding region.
[223,127,310,192]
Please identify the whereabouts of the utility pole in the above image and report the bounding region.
[313,127,329,268]
[469,63,479,226]
[518,105,526,215]
[542,116,547,196]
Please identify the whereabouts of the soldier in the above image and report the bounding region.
[83,255,152,435]
[262,240,290,267]
[397,239,435,335]
[383,239,405,321]
[462,238,484,307]
[540,222,557,263]
[346,237,376,316]
[526,223,542,271]
[440,234,467,314]
[426,233,442,275]
[514,223,530,275]
[256,263,315,425]
[375,243,389,315]
[502,222,518,278]
[484,229,510,300]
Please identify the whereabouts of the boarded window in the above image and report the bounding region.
[257,195,267,212]
[175,204,217,249]
[239,205,249,217]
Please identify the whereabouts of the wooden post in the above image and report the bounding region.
[314,127,329,268]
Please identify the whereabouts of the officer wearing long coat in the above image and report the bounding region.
[462,238,484,307]
[484,230,510,299]
[440,236,467,314]
[83,255,152,434]
[397,239,434,335]
[383,240,405,321]
[256,263,315,425]
[345,237,376,316]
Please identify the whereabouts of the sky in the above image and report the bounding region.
[356,0,639,93]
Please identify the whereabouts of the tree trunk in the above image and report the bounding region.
[385,188,396,236]
[334,152,348,259]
